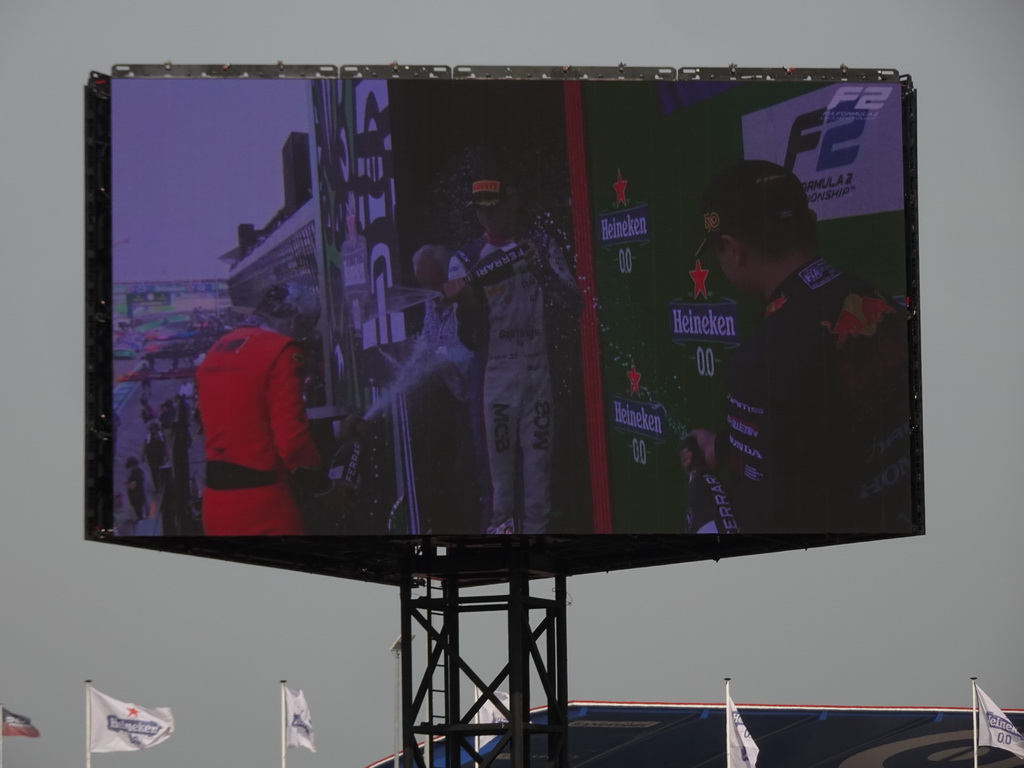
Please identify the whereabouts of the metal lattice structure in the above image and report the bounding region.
[399,558,568,768]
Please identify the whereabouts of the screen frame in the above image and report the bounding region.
[84,65,923,585]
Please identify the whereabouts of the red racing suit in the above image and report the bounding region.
[196,326,322,535]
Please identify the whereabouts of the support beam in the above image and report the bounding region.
[396,550,569,768]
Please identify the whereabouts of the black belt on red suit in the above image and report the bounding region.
[205,460,278,490]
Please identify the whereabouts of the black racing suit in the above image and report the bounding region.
[714,259,913,533]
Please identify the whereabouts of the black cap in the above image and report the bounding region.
[468,178,507,207]
[702,160,810,240]
[467,153,522,207]
[468,177,521,208]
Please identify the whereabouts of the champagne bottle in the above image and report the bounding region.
[464,244,529,287]
[682,435,741,534]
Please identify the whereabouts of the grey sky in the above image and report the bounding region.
[2,2,1023,768]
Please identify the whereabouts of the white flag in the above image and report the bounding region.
[475,690,510,753]
[285,686,316,753]
[479,691,510,724]
[726,690,759,768]
[89,688,174,752]
[977,685,1024,760]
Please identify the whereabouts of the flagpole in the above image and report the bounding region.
[1,700,5,768]
[725,678,732,768]
[389,636,402,768]
[85,681,92,768]
[281,681,287,768]
[473,684,480,757]
[971,677,978,768]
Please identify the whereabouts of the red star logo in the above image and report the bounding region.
[613,169,628,206]
[626,364,642,395]
[127,707,139,717]
[689,259,709,299]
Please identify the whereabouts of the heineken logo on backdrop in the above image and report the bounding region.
[611,397,666,441]
[598,169,650,248]
[599,205,650,247]
[626,364,642,395]
[689,259,710,299]
[610,363,665,441]
[669,299,740,346]
[613,169,628,205]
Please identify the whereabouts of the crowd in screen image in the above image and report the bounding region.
[116,385,200,537]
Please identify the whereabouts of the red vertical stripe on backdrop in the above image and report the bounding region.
[563,81,613,533]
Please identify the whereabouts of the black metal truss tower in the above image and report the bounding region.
[398,559,568,768]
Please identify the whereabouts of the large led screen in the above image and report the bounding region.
[90,70,921,560]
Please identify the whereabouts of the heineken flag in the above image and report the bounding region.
[727,690,760,768]
[977,685,1024,760]
[479,690,511,724]
[89,688,174,752]
[285,686,316,753]
[2,707,40,737]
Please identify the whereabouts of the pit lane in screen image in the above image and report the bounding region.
[111,299,224,537]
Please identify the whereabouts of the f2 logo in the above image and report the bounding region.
[784,86,894,173]
[826,85,894,112]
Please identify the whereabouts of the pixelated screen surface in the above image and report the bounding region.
[89,72,921,577]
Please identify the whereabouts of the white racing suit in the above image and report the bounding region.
[450,234,577,534]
